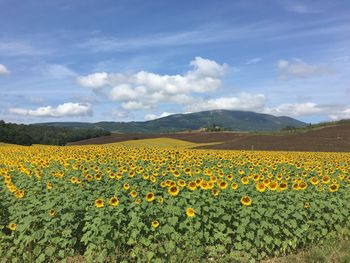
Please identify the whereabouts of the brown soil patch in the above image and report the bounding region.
[69,124,350,152]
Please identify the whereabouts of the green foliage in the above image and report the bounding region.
[0,120,110,146]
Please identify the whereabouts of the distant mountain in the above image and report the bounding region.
[36,110,307,133]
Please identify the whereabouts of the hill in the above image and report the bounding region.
[37,110,307,133]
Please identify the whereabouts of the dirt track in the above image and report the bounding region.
[69,124,350,152]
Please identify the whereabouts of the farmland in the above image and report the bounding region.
[69,121,350,152]
[1,141,349,262]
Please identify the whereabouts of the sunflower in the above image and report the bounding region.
[123,183,130,190]
[329,183,340,192]
[177,179,186,188]
[292,183,299,190]
[146,192,155,202]
[135,198,141,204]
[157,196,164,204]
[256,182,266,193]
[263,179,270,186]
[231,182,238,190]
[95,174,102,181]
[304,202,310,209]
[129,190,137,198]
[322,175,330,184]
[212,188,220,197]
[310,176,319,185]
[200,181,209,190]
[49,209,56,217]
[47,182,53,190]
[95,198,104,208]
[298,181,308,190]
[168,185,180,196]
[109,197,120,206]
[186,207,195,217]
[8,223,16,231]
[151,220,160,229]
[187,181,197,191]
[241,177,249,185]
[269,181,279,191]
[279,182,288,191]
[240,196,252,206]
[15,190,25,199]
[226,174,234,181]
[218,181,228,190]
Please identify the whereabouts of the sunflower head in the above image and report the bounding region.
[95,198,104,208]
[109,197,120,206]
[240,196,252,206]
[168,186,180,196]
[8,223,16,231]
[146,192,155,202]
[186,207,196,217]
[47,182,53,190]
[231,182,238,190]
[49,209,56,217]
[329,183,340,192]
[256,182,266,193]
[151,220,160,229]
[188,181,197,191]
[130,190,138,198]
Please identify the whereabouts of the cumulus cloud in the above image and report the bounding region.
[277,59,333,79]
[9,102,92,117]
[77,57,228,110]
[186,93,266,112]
[264,102,323,117]
[76,72,109,89]
[144,112,174,121]
[0,64,10,75]
[329,108,350,120]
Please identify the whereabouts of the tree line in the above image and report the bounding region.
[0,120,110,146]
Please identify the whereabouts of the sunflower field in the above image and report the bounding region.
[1,143,350,262]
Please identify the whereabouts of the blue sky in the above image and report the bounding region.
[0,0,349,124]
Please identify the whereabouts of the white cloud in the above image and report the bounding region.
[329,108,350,120]
[186,93,266,112]
[284,2,321,14]
[0,41,51,57]
[245,57,262,65]
[264,102,323,117]
[46,64,76,79]
[0,64,10,75]
[277,59,334,79]
[9,102,92,118]
[144,112,174,121]
[76,72,109,89]
[77,57,228,110]
[121,101,150,110]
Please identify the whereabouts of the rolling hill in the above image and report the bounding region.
[36,110,306,133]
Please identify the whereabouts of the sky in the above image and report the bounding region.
[0,0,350,124]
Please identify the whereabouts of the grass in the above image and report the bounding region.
[263,236,350,263]
[61,235,350,263]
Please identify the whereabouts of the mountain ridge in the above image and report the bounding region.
[35,109,307,133]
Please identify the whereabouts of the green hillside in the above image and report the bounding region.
[36,110,307,133]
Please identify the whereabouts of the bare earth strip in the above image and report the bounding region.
[69,123,350,152]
